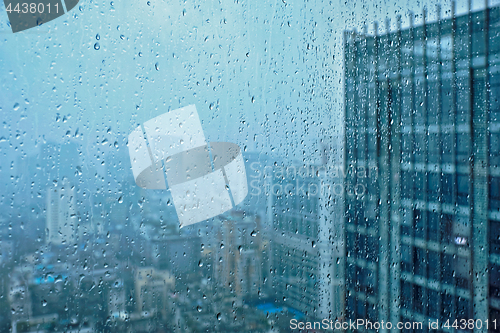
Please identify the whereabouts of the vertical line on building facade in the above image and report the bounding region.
[435,2,444,319]
[421,8,430,316]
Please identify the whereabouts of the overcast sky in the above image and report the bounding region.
[0,0,496,173]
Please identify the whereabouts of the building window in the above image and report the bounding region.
[428,172,440,202]
[490,221,500,255]
[491,176,500,211]
[457,174,470,206]
[428,212,439,242]
[402,244,412,273]
[414,209,425,239]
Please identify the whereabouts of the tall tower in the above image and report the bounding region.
[269,160,344,320]
[46,178,76,245]
[41,141,81,245]
[213,211,263,302]
[344,6,498,332]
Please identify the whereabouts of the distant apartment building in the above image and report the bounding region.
[213,211,265,302]
[134,267,174,317]
[269,160,344,320]
[10,260,77,327]
[150,232,201,276]
[46,178,76,245]
[344,6,500,332]
[39,142,83,246]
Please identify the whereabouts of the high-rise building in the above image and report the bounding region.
[134,267,174,316]
[344,5,500,332]
[269,160,344,320]
[41,142,82,245]
[46,178,77,245]
[213,210,264,302]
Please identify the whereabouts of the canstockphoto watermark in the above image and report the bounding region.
[248,162,378,198]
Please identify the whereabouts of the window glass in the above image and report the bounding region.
[1,0,499,331]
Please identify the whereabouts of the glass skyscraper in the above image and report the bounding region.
[345,5,500,332]
[266,159,345,321]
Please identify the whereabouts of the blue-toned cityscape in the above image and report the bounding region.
[1,0,500,333]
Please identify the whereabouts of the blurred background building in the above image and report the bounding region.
[46,178,76,245]
[268,158,345,321]
[213,211,264,303]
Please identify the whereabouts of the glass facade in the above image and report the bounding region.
[269,161,344,319]
[3,0,500,331]
[345,6,500,332]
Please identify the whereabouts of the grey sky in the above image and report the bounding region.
[0,0,494,172]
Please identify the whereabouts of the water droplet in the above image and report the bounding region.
[217,313,221,321]
[155,62,160,71]
[42,300,47,307]
[94,43,100,50]
[96,33,100,40]
[250,230,257,237]
[13,103,19,111]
